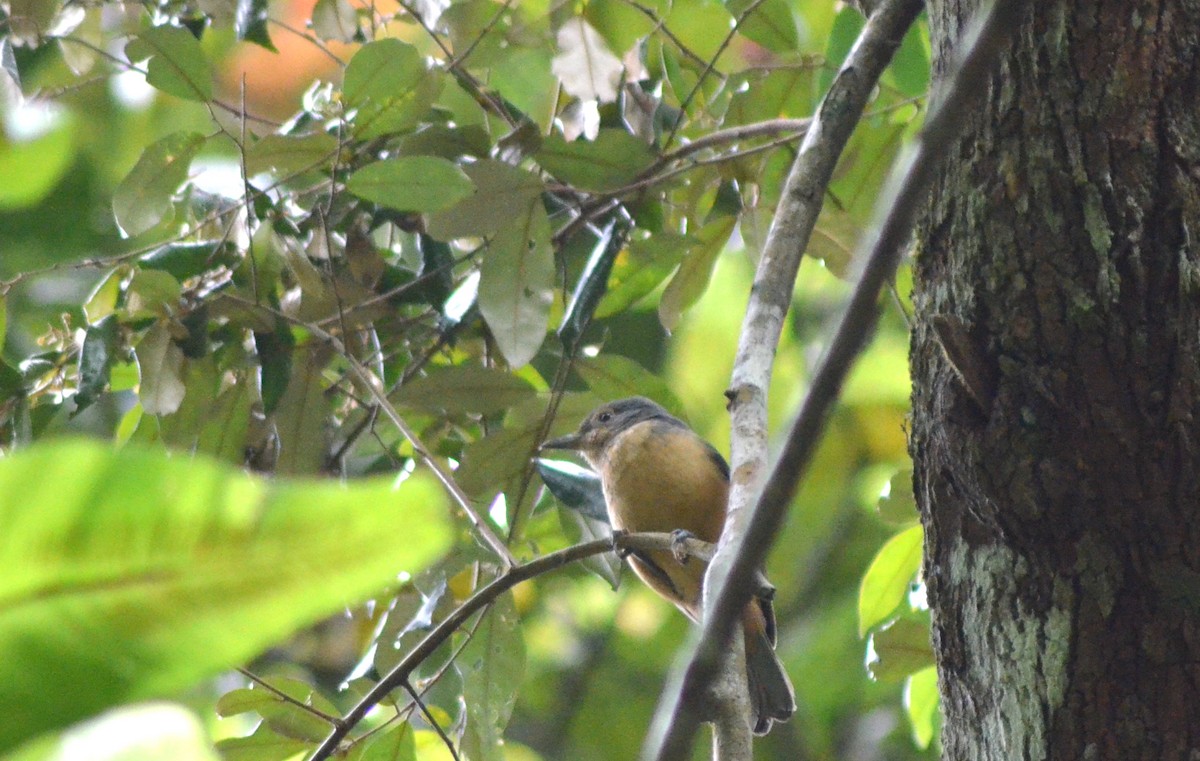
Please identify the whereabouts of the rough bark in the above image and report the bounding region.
[910,1,1200,759]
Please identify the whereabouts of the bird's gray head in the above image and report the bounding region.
[541,397,683,460]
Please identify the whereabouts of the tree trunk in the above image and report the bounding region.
[910,1,1200,759]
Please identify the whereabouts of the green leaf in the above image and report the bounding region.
[215,724,312,761]
[272,345,328,476]
[235,0,276,51]
[858,524,923,636]
[426,160,545,241]
[535,130,656,192]
[244,133,338,177]
[359,723,417,761]
[253,321,294,415]
[311,0,358,42]
[663,0,733,61]
[595,233,692,318]
[867,616,934,683]
[877,467,918,525]
[539,454,622,585]
[820,8,865,92]
[583,0,655,55]
[0,438,452,753]
[729,0,799,54]
[888,19,931,97]
[393,364,537,415]
[124,269,183,319]
[0,117,76,209]
[478,204,554,368]
[346,157,474,213]
[905,665,940,749]
[537,458,607,523]
[658,215,736,332]
[112,132,205,237]
[140,241,240,282]
[125,25,214,102]
[136,320,187,416]
[343,39,442,138]
[574,355,685,417]
[458,593,524,761]
[217,678,336,742]
[76,316,118,412]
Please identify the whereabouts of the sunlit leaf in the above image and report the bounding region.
[0,118,76,210]
[112,132,205,237]
[346,157,474,213]
[478,204,554,368]
[0,439,452,753]
[136,320,187,416]
[535,130,656,192]
[858,524,923,636]
[905,665,940,748]
[551,17,623,103]
[125,25,213,102]
[393,364,537,415]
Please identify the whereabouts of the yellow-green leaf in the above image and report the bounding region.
[125,25,213,102]
[858,524,924,636]
[0,438,451,753]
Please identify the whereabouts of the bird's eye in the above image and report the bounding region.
[597,411,613,424]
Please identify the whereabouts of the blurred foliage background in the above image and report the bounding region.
[0,0,934,759]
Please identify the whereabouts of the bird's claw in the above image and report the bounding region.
[670,529,695,564]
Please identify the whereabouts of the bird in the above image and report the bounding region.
[541,396,795,734]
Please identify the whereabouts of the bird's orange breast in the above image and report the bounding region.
[600,421,729,545]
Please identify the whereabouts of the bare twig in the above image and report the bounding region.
[218,292,519,568]
[643,0,1032,757]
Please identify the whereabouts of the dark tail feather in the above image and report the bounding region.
[745,629,795,735]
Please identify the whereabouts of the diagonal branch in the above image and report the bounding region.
[309,531,729,761]
[641,0,1034,757]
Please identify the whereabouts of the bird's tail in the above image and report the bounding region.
[744,611,795,735]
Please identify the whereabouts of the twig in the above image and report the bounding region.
[219,292,519,568]
[310,531,723,760]
[400,680,461,761]
[643,0,1032,757]
[235,667,344,725]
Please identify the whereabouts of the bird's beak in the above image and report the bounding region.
[541,432,583,451]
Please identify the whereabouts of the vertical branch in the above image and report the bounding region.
[643,0,1033,756]
[646,1,924,756]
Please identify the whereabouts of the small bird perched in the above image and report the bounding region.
[542,397,795,734]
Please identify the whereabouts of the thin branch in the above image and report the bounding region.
[310,531,732,761]
[662,0,768,152]
[400,679,461,761]
[236,667,343,724]
[218,292,519,568]
[643,0,1032,757]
